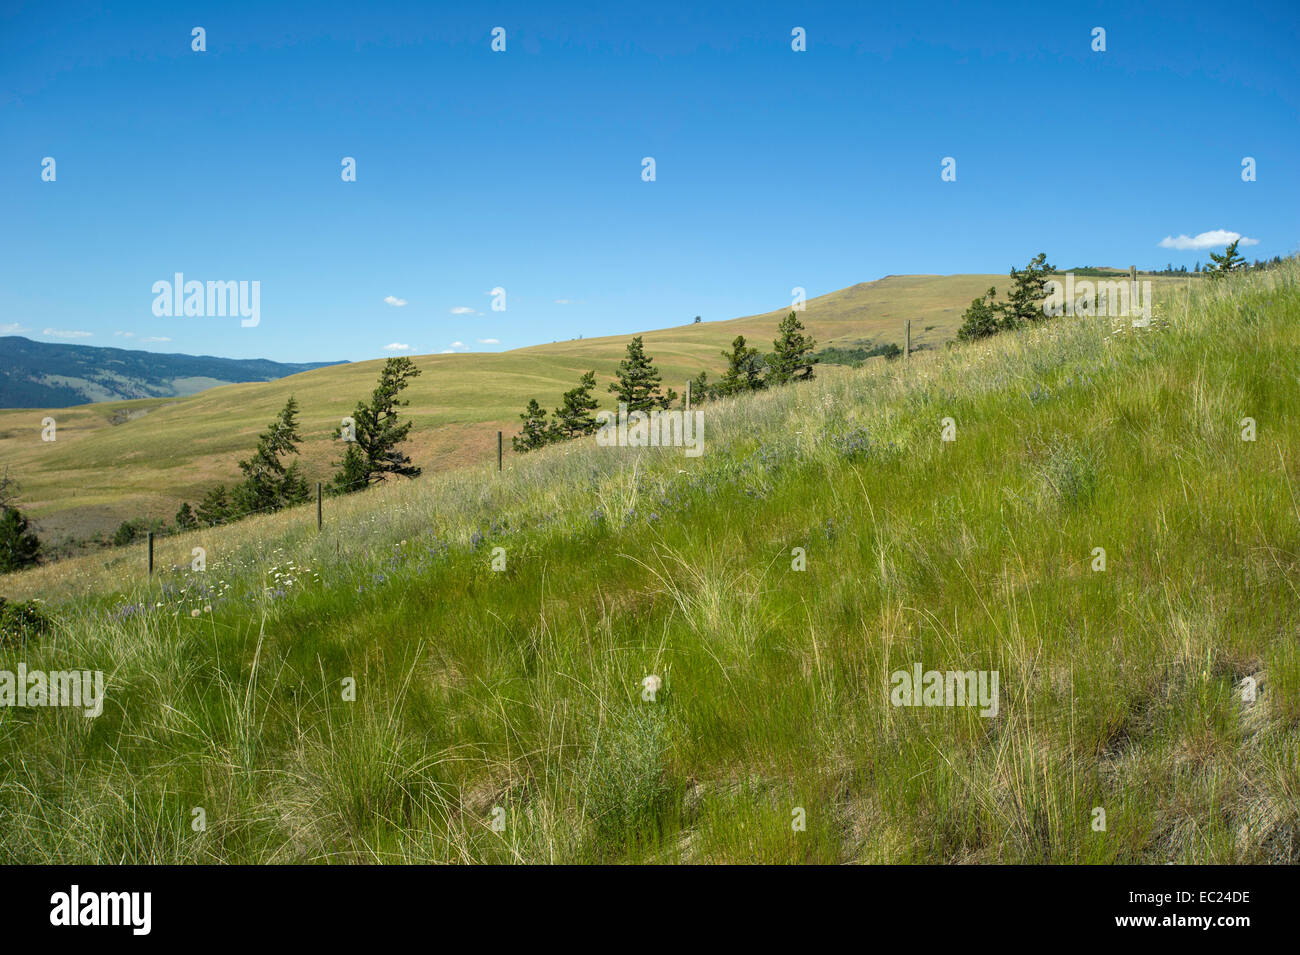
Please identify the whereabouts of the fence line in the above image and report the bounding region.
[134,357,873,575]
[138,472,378,574]
[136,428,523,575]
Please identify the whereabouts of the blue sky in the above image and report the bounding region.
[2,0,1296,363]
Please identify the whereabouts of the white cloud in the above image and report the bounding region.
[141,336,171,343]
[476,338,499,344]
[554,299,571,305]
[114,330,135,338]
[449,306,479,315]
[384,295,408,307]
[383,342,411,352]
[43,328,92,339]
[1158,229,1260,251]
[1,322,29,335]
[449,341,464,348]
[439,348,455,354]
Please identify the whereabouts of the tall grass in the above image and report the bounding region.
[2,265,1298,863]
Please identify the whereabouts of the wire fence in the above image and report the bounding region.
[42,317,931,577]
[129,431,508,574]
[43,320,924,576]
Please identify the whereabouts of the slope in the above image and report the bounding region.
[0,272,1196,542]
[0,263,1294,863]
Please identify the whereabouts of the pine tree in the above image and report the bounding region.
[688,370,713,405]
[334,357,423,491]
[718,335,765,396]
[608,336,677,412]
[513,399,552,452]
[175,502,198,530]
[0,471,40,572]
[233,396,308,514]
[330,444,368,494]
[1000,253,1056,328]
[0,471,14,513]
[195,484,233,526]
[766,312,817,385]
[279,459,311,506]
[0,505,40,573]
[111,520,146,547]
[1207,239,1246,280]
[551,371,600,439]
[957,287,1002,341]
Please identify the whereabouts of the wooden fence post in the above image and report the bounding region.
[905,320,911,361]
[147,532,154,575]
[317,482,323,531]
[498,431,503,471]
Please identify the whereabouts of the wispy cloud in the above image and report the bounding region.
[1158,229,1260,251]
[449,341,464,348]
[554,299,572,305]
[384,295,408,307]
[449,306,479,315]
[114,330,135,338]
[383,342,411,352]
[1,322,29,335]
[141,336,171,343]
[43,328,92,339]
[476,338,500,345]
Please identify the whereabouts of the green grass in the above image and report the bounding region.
[0,265,1293,864]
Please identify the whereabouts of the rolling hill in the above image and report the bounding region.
[0,272,1197,544]
[0,264,1292,863]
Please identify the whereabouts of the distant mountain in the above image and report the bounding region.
[0,336,347,409]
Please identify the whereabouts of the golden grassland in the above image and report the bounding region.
[0,272,1196,541]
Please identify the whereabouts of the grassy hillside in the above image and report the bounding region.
[0,272,1197,542]
[1,264,1292,864]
